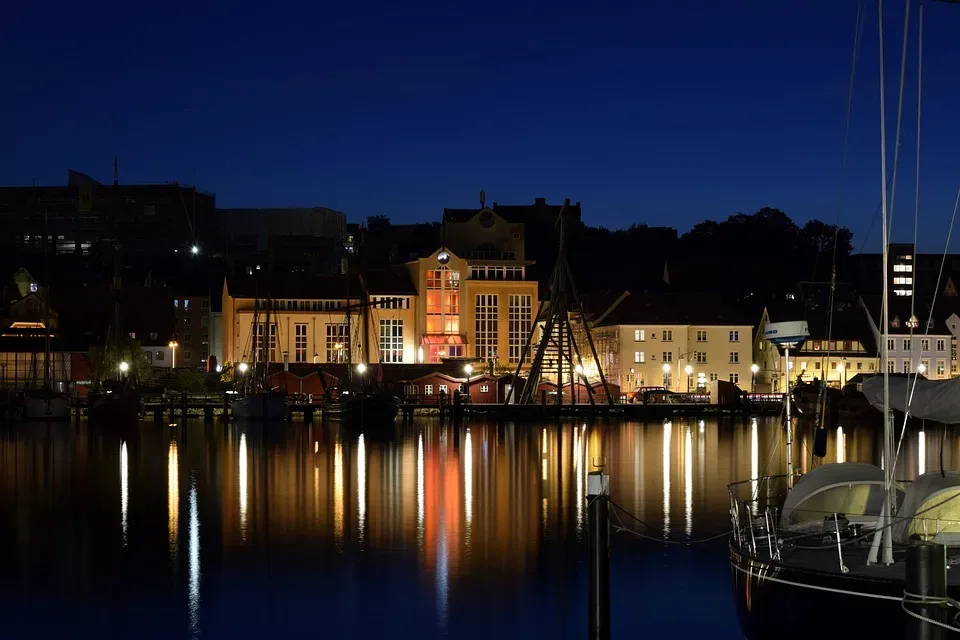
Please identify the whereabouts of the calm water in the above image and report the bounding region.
[0,417,948,639]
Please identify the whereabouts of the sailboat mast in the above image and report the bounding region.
[263,229,273,390]
[43,207,51,390]
[112,158,122,364]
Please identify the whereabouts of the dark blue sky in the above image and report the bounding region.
[3,0,960,251]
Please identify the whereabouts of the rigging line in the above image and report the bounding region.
[816,0,866,426]
[886,0,912,247]
[856,148,905,255]
[892,187,960,473]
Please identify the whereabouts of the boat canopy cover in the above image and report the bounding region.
[895,471,960,543]
[780,463,887,529]
[863,376,960,424]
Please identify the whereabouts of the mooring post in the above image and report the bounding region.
[587,469,610,640]
[905,540,947,640]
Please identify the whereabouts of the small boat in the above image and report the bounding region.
[22,388,71,421]
[323,390,400,425]
[88,387,142,424]
[231,391,288,421]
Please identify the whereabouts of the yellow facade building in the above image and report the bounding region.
[592,293,756,393]
[221,271,419,367]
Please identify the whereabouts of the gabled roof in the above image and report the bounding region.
[226,273,362,300]
[861,295,957,335]
[595,292,757,327]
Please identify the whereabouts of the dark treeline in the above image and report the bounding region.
[358,207,854,301]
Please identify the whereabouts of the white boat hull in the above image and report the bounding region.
[22,395,71,421]
[230,393,288,421]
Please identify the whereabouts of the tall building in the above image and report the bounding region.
[0,170,215,260]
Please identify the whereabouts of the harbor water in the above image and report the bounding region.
[0,417,943,638]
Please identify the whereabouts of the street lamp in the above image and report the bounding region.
[662,363,671,390]
[357,363,367,375]
[191,245,200,255]
[464,363,473,376]
[837,363,846,387]
[684,364,693,392]
[751,363,759,393]
[169,339,178,370]
[119,361,129,380]
[238,362,248,374]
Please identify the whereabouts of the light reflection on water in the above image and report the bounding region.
[0,417,942,639]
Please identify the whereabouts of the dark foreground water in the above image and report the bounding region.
[0,416,942,639]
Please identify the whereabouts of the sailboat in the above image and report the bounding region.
[230,267,288,422]
[320,273,400,426]
[23,209,70,421]
[88,159,141,425]
[728,2,960,638]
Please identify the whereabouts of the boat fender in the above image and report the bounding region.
[813,427,828,458]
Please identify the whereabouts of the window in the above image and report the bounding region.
[709,373,719,382]
[184,334,192,344]
[729,351,739,364]
[325,324,349,363]
[634,329,645,342]
[184,317,192,327]
[295,323,308,362]
[149,332,158,341]
[815,362,821,370]
[184,350,192,361]
[379,319,403,363]
[903,360,911,374]
[887,359,895,373]
[425,384,434,396]
[254,324,277,362]
[128,332,136,339]
[694,352,707,364]
[156,351,164,361]
[938,339,946,351]
[662,330,673,342]
[426,266,460,334]
[856,362,863,371]
[938,360,946,376]
[893,276,913,285]
[922,359,930,375]
[662,352,673,363]
[439,384,448,395]
[903,339,911,351]
[201,316,209,327]
[475,294,498,360]
[894,263,913,272]
[201,299,209,312]
[174,300,179,309]
[729,330,740,342]
[183,300,191,311]
[480,384,489,393]
[887,338,896,351]
[696,330,707,342]
[830,361,836,370]
[800,361,808,370]
[729,373,739,385]
[508,295,532,364]
[921,339,930,352]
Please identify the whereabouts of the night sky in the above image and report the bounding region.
[4,0,960,251]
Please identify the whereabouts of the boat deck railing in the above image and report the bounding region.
[729,475,960,571]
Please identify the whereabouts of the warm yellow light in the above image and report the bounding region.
[464,363,473,375]
[918,363,927,374]
[238,362,248,373]
[119,361,129,373]
[684,365,693,375]
[662,363,671,373]
[837,364,845,373]
[357,363,367,374]
[575,364,583,374]
[751,363,759,374]
[169,340,178,348]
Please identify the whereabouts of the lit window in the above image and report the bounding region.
[634,351,645,363]
[425,384,434,395]
[729,373,739,385]
[480,384,489,393]
[634,329,645,342]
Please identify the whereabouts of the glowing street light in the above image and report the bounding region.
[463,363,473,376]
[751,363,759,392]
[575,364,583,375]
[357,363,367,375]
[169,339,179,369]
[684,364,694,392]
[119,361,130,375]
[191,245,199,255]
[238,362,249,374]
[662,362,671,390]
[918,362,927,375]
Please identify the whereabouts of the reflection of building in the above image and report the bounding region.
[590,292,755,392]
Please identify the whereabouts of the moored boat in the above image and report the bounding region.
[230,391,288,421]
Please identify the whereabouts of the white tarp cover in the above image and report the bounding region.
[780,463,887,529]
[862,375,960,424]
[895,471,960,543]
